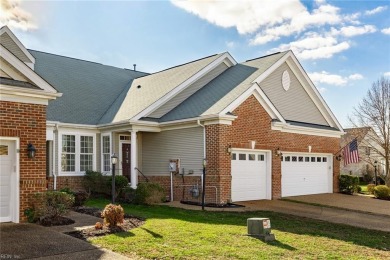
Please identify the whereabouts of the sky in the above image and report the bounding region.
[1,0,389,128]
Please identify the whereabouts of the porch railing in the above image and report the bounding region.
[134,167,149,182]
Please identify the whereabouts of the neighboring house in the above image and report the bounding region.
[341,127,385,178]
[0,26,345,222]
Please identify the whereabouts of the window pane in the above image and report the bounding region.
[305,157,310,162]
[61,154,75,171]
[231,153,236,160]
[62,135,75,153]
[292,156,297,162]
[103,154,111,171]
[81,136,93,154]
[102,136,110,153]
[323,157,327,162]
[0,145,8,155]
[298,156,303,162]
[317,157,321,162]
[285,156,290,162]
[239,154,246,160]
[258,154,265,161]
[249,154,255,161]
[80,154,93,171]
[311,157,315,162]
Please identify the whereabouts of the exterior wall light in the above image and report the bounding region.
[226,145,232,155]
[335,154,342,161]
[27,143,36,158]
[275,148,282,157]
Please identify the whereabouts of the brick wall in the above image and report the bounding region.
[47,176,85,191]
[206,95,340,203]
[0,101,47,222]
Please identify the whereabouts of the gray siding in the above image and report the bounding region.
[148,63,229,118]
[260,62,329,126]
[142,127,204,175]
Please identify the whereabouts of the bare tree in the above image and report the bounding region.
[349,77,390,184]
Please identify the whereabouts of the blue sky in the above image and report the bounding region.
[1,0,389,127]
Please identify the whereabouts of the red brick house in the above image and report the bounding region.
[0,26,61,222]
[1,26,344,222]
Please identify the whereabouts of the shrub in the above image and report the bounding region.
[367,184,376,194]
[101,204,124,227]
[59,187,89,206]
[357,186,362,193]
[339,175,359,195]
[26,191,74,222]
[106,175,129,198]
[373,185,390,199]
[83,170,109,195]
[134,182,165,205]
[120,186,137,203]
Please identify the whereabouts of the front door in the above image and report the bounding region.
[121,143,131,182]
[0,140,16,222]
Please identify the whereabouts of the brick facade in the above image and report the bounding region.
[206,95,340,203]
[0,101,47,222]
[47,176,85,191]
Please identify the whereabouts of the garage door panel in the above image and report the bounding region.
[282,154,332,197]
[231,151,268,202]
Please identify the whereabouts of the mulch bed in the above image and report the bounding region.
[65,206,145,240]
[40,216,75,226]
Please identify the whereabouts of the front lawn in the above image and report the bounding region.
[86,199,390,259]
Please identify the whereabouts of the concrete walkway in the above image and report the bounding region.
[165,194,390,232]
[0,211,132,259]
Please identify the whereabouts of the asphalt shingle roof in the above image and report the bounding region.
[29,50,148,124]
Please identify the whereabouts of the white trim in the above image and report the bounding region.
[130,131,138,188]
[271,121,344,138]
[132,52,237,120]
[0,45,58,93]
[0,26,35,66]
[57,132,96,176]
[230,148,272,200]
[220,83,286,123]
[0,92,49,105]
[101,133,111,174]
[0,136,20,223]
[252,52,290,84]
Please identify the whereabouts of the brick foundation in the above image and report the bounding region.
[0,101,47,222]
[47,176,85,191]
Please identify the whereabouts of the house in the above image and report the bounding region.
[341,127,385,180]
[1,26,344,223]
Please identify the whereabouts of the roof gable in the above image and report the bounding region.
[0,26,35,69]
[112,53,234,123]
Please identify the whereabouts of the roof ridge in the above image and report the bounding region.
[28,49,149,74]
[147,53,222,76]
[243,50,288,63]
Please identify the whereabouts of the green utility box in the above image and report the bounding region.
[247,217,275,241]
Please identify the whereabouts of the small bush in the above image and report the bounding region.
[59,187,89,206]
[339,175,359,195]
[120,186,136,203]
[26,191,74,222]
[367,184,376,194]
[101,204,124,227]
[134,182,165,205]
[357,186,362,193]
[106,175,129,197]
[83,170,109,195]
[373,185,390,199]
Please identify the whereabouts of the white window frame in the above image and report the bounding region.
[101,133,111,174]
[58,132,96,176]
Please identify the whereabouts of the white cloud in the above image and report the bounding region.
[309,71,363,86]
[0,0,37,31]
[348,73,363,80]
[331,25,376,37]
[270,34,350,60]
[381,27,390,35]
[365,6,387,16]
[171,0,306,35]
[225,41,236,49]
[384,72,390,77]
[317,87,327,93]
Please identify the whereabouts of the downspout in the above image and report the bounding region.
[197,120,206,199]
[53,123,59,190]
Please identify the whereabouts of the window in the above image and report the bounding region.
[322,157,327,162]
[285,156,290,162]
[298,156,303,162]
[239,154,246,160]
[292,156,297,162]
[317,157,321,162]
[61,135,75,172]
[258,154,265,161]
[120,135,130,141]
[249,154,256,161]
[0,145,8,155]
[231,153,236,160]
[61,134,94,173]
[102,135,110,171]
[311,157,315,162]
[80,136,93,171]
[305,157,310,162]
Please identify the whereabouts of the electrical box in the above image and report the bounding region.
[169,159,180,174]
[247,218,275,241]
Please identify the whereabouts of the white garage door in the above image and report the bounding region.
[282,153,332,197]
[231,151,268,202]
[0,140,16,222]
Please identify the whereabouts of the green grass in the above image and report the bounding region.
[360,185,368,193]
[86,199,390,259]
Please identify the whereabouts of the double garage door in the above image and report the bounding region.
[231,150,332,202]
[282,153,332,197]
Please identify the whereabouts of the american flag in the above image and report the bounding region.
[343,139,359,166]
